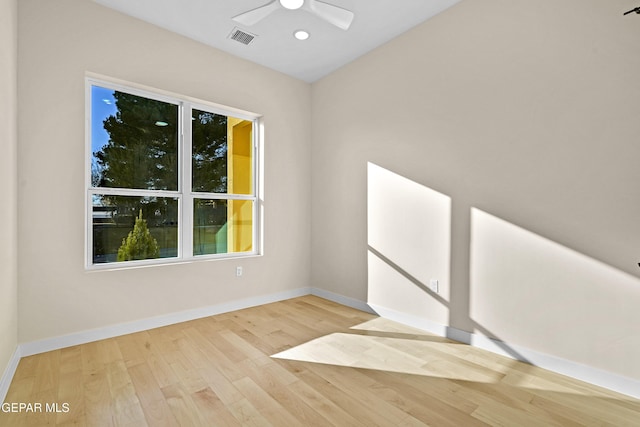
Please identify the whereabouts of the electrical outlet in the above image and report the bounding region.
[429,279,439,293]
[236,266,243,277]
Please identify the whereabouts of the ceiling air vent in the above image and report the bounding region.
[228,27,257,45]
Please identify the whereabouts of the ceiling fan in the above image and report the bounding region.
[232,0,355,31]
[623,6,640,15]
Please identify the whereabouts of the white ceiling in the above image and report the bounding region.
[92,0,461,82]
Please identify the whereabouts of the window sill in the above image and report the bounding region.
[85,252,262,272]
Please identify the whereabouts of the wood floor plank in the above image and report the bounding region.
[81,341,115,427]
[307,364,422,425]
[190,386,242,427]
[181,329,246,406]
[2,295,639,426]
[127,362,179,426]
[106,358,147,427]
[283,361,379,426]
[227,397,273,427]
[237,358,334,427]
[232,376,303,426]
[161,383,211,427]
[55,353,85,425]
[33,348,60,396]
[360,369,489,426]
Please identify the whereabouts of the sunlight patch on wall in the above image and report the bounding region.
[469,208,640,379]
[367,163,452,325]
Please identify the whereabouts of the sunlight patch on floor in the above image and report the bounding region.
[271,332,501,382]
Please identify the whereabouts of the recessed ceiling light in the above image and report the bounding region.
[280,0,304,10]
[294,30,310,40]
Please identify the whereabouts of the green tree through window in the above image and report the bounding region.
[117,210,160,261]
[95,91,179,191]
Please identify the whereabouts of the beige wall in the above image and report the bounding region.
[17,0,311,343]
[311,0,640,380]
[10,0,640,389]
[0,0,19,378]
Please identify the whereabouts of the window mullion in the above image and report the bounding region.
[191,192,255,201]
[88,187,180,198]
[182,102,194,258]
[253,119,262,256]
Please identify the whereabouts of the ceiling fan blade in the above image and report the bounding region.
[306,0,354,30]
[232,0,280,26]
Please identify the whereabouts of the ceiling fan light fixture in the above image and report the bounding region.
[280,0,304,10]
[294,29,310,40]
[233,0,354,30]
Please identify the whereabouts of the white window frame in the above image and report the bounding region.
[85,77,262,270]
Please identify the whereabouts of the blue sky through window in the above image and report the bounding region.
[91,85,116,157]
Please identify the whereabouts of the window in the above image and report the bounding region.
[87,79,260,268]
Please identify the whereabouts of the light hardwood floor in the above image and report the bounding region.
[1,295,639,426]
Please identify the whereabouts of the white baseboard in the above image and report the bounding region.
[368,303,640,400]
[0,346,21,402]
[368,303,451,336]
[19,287,312,357]
[310,288,376,314]
[6,290,640,402]
[17,287,371,358]
[463,330,640,400]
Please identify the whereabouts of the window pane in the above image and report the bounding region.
[92,195,178,264]
[192,110,253,194]
[91,86,179,191]
[193,199,253,256]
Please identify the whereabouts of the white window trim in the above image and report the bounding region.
[85,76,262,270]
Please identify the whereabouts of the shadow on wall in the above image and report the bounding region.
[366,162,640,380]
